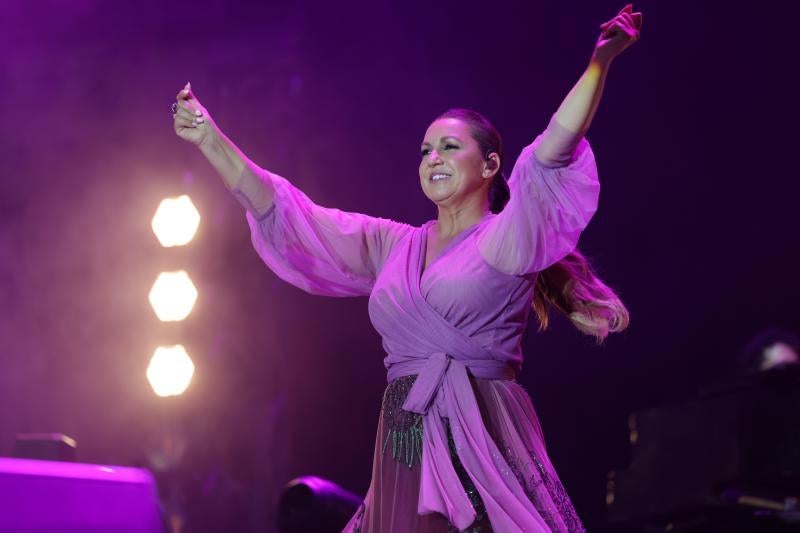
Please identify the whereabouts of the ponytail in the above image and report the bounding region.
[532,249,629,343]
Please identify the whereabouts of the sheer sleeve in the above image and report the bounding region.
[241,162,412,297]
[475,118,600,276]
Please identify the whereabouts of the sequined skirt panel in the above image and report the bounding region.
[342,375,585,533]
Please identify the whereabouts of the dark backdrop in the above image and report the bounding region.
[0,0,796,530]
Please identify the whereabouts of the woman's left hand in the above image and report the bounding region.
[593,4,643,65]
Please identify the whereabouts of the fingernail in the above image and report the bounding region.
[191,120,197,126]
[195,110,202,116]
[196,118,204,124]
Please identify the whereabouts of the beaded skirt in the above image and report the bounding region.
[342,374,585,532]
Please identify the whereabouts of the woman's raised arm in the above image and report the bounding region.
[172,84,411,297]
[173,82,274,216]
[475,5,642,275]
[534,4,643,167]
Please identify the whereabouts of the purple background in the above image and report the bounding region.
[0,0,795,530]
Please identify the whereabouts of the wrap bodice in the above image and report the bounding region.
[368,218,544,528]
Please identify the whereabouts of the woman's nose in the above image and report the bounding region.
[427,150,442,165]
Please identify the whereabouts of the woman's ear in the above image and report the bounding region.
[483,153,501,179]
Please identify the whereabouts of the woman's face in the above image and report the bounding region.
[419,118,490,209]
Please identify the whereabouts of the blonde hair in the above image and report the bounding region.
[533,249,629,343]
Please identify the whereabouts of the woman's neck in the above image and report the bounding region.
[434,201,490,239]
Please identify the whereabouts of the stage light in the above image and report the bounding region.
[147,345,195,397]
[148,271,198,322]
[151,195,200,247]
[278,476,361,532]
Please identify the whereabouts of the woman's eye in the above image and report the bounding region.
[420,148,430,157]
[444,144,458,150]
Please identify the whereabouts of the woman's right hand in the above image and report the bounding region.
[173,82,214,147]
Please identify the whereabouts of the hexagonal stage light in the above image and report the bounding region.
[148,270,198,322]
[151,195,200,247]
[147,345,195,397]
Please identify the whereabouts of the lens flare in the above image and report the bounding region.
[151,195,200,247]
[147,345,195,397]
[148,271,198,322]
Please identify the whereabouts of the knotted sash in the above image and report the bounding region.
[383,224,550,531]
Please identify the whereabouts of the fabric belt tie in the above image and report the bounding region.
[386,351,524,530]
[399,351,515,415]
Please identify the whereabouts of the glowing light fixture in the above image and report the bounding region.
[148,271,198,322]
[151,195,200,247]
[147,345,195,397]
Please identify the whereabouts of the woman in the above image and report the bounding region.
[173,5,641,531]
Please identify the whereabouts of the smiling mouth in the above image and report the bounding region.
[430,173,451,182]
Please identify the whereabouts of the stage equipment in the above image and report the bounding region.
[607,367,800,531]
[277,476,361,533]
[12,433,77,462]
[0,457,163,532]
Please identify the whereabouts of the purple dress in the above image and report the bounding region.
[243,120,599,532]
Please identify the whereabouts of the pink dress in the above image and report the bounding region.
[242,119,599,532]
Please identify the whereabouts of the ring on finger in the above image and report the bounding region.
[170,102,178,114]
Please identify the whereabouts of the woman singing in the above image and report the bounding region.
[172,4,641,530]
